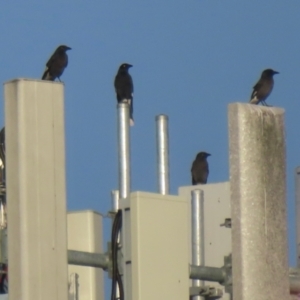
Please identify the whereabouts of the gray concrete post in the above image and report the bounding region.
[228,103,289,300]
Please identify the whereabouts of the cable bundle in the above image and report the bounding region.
[111,209,124,300]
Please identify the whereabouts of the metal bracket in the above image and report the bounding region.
[0,229,7,264]
[107,238,123,278]
[220,218,231,228]
[107,241,113,278]
[107,210,117,220]
[189,286,223,299]
[221,254,232,294]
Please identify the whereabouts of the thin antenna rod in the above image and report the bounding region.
[156,115,169,195]
[117,103,131,200]
[191,189,204,300]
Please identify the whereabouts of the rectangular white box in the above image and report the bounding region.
[121,191,189,300]
[5,79,68,300]
[67,210,104,300]
[179,182,231,299]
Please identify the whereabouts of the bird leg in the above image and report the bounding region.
[262,100,272,107]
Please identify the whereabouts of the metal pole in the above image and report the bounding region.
[111,189,120,245]
[155,115,169,195]
[117,103,131,299]
[117,103,131,200]
[189,265,225,283]
[295,167,300,267]
[228,103,289,300]
[191,189,204,300]
[111,190,120,212]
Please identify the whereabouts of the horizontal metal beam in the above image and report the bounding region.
[189,265,225,283]
[68,250,109,270]
[68,249,300,294]
[191,264,300,294]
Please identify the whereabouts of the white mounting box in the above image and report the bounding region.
[179,182,231,300]
[67,210,104,300]
[121,191,189,300]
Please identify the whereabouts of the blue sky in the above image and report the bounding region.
[1,0,299,291]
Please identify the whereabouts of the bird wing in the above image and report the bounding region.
[42,52,58,80]
[252,81,262,95]
[250,80,263,102]
[45,49,60,68]
[251,77,273,103]
[191,159,209,184]
[42,67,51,80]
[42,52,68,80]
[114,73,134,101]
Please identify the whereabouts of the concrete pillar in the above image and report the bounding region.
[228,103,289,300]
[5,79,68,300]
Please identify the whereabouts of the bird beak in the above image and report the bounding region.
[66,46,72,50]
[273,71,279,74]
[207,153,211,157]
[128,64,133,68]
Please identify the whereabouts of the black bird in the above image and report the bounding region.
[42,45,71,81]
[191,152,211,185]
[249,69,279,106]
[114,63,134,126]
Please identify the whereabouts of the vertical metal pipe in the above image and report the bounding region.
[117,103,131,200]
[295,167,300,267]
[228,103,289,300]
[191,189,204,300]
[155,115,169,195]
[111,190,120,213]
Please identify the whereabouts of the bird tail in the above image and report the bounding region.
[249,96,259,104]
[42,68,53,81]
[130,98,134,126]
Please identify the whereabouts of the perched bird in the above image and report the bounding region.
[191,152,211,185]
[42,45,71,81]
[249,69,279,106]
[114,63,134,126]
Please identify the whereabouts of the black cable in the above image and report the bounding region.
[111,209,123,300]
[110,211,118,300]
[0,127,5,169]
